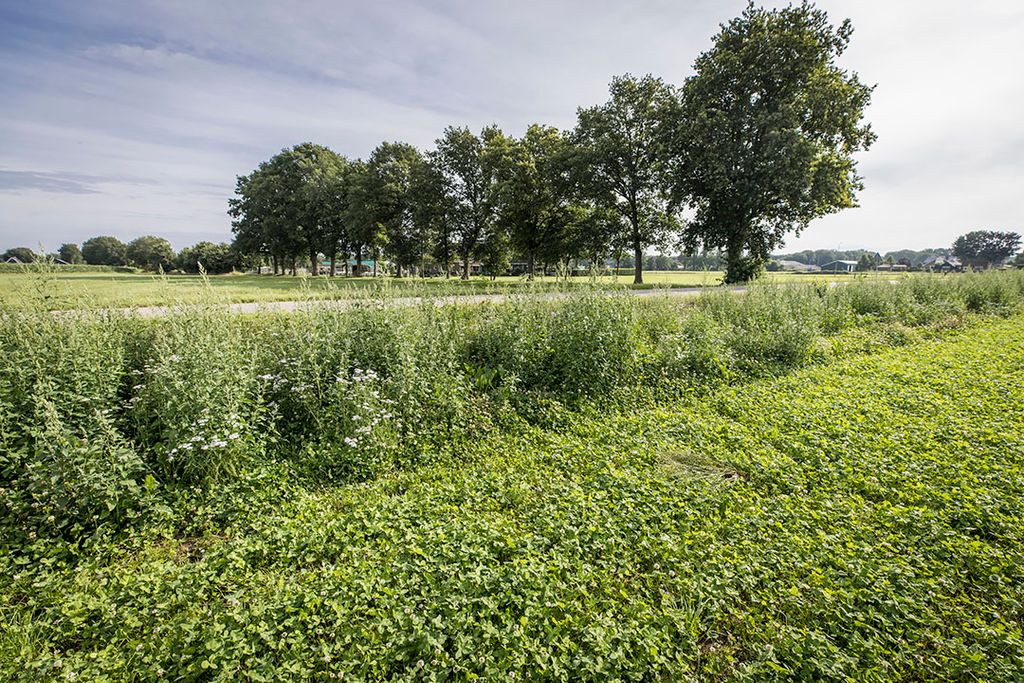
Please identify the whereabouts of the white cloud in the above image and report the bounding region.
[0,0,1021,252]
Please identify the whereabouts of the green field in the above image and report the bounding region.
[0,268,906,309]
[2,272,1022,680]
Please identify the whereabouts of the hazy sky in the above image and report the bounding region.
[1,0,1022,254]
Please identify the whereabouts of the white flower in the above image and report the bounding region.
[343,437,358,448]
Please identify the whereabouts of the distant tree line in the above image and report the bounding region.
[229,3,877,284]
[1,236,248,274]
[773,231,1023,270]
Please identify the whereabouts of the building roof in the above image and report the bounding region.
[922,255,962,267]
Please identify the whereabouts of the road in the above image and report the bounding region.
[108,285,751,318]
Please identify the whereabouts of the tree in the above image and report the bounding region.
[478,225,511,279]
[230,162,301,274]
[57,243,83,264]
[364,142,429,277]
[229,143,348,276]
[287,143,348,276]
[433,126,502,279]
[1,247,37,263]
[81,236,127,266]
[126,236,176,271]
[345,160,387,275]
[572,74,679,284]
[952,230,1022,269]
[490,124,578,279]
[177,242,240,274]
[666,2,876,283]
[410,155,451,276]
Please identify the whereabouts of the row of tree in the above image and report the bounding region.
[229,3,877,284]
[772,232,1023,270]
[1,237,244,274]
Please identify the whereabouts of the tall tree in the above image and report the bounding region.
[230,160,301,274]
[410,155,451,276]
[667,2,876,283]
[344,160,386,275]
[952,230,1022,269]
[230,143,347,276]
[285,143,348,276]
[490,124,577,279]
[433,126,502,279]
[81,236,127,266]
[364,142,428,277]
[572,74,679,284]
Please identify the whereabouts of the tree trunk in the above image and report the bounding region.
[527,253,535,281]
[310,249,318,276]
[462,254,470,280]
[372,248,378,277]
[355,246,362,277]
[329,251,336,277]
[396,263,402,278]
[633,239,643,285]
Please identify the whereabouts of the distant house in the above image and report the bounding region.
[819,260,858,273]
[875,263,908,272]
[921,256,963,273]
[776,259,821,272]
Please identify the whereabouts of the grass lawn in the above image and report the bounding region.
[0,268,907,309]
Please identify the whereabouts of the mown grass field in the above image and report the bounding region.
[0,268,905,310]
[1,272,1022,680]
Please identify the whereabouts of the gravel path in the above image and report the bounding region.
[107,285,752,318]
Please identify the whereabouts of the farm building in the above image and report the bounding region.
[921,256,963,273]
[819,259,858,273]
[776,259,821,272]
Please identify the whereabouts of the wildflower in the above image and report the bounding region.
[343,437,358,448]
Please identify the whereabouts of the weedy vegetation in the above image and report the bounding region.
[1,271,1023,680]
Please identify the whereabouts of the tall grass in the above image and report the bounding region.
[1,270,1022,545]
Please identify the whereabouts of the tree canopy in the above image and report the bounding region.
[572,75,679,284]
[126,235,176,271]
[952,230,1022,269]
[216,2,879,283]
[57,243,83,264]
[666,2,875,282]
[81,236,127,266]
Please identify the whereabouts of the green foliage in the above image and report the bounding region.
[670,3,875,283]
[2,271,1024,680]
[1,247,38,263]
[572,74,679,284]
[952,229,1022,269]
[176,241,240,274]
[56,243,83,264]
[126,235,176,272]
[433,125,502,279]
[81,235,128,266]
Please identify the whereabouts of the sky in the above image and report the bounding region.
[1,0,1022,254]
